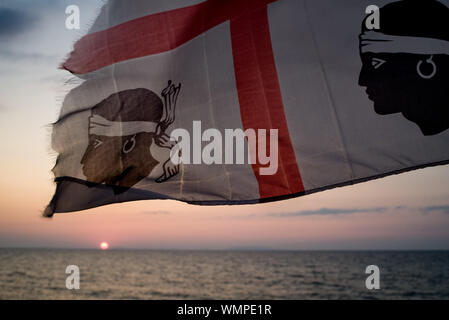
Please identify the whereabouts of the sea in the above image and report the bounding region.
[0,249,448,300]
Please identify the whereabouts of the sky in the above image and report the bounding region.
[0,0,449,250]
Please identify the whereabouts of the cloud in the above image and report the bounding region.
[420,206,449,214]
[211,207,393,220]
[0,8,37,38]
[267,207,388,218]
[0,49,58,63]
[140,210,171,215]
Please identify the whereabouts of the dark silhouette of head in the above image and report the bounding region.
[81,88,163,194]
[359,0,449,135]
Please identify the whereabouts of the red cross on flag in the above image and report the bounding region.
[45,0,449,216]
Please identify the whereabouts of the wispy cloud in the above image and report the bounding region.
[420,206,449,215]
[267,207,388,218]
[211,207,394,220]
[141,210,171,215]
[0,49,58,63]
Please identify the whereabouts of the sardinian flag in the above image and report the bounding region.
[45,0,449,216]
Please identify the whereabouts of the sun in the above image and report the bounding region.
[100,241,109,250]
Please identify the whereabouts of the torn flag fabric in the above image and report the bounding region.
[46,0,449,216]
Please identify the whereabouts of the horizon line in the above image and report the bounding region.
[1,247,448,252]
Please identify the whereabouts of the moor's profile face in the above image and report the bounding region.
[358,0,449,136]
[359,52,449,136]
[80,88,163,193]
[81,132,159,193]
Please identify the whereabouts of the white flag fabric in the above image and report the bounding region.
[45,0,449,216]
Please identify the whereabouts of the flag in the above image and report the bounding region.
[45,0,449,216]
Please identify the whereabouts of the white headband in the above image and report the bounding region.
[360,31,449,55]
[89,114,159,137]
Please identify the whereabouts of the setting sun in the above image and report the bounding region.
[100,242,109,250]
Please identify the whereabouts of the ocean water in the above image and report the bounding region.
[0,249,448,300]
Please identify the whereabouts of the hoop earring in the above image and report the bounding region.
[417,55,437,79]
[123,135,136,154]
